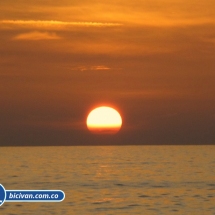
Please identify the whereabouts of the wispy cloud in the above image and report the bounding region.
[0,20,123,28]
[71,65,111,71]
[118,89,188,99]
[8,119,85,130]
[13,31,61,40]
[90,65,110,70]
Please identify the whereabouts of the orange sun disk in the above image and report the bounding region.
[86,106,122,134]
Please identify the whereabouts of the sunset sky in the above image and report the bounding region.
[1,0,215,145]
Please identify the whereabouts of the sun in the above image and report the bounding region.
[86,106,122,134]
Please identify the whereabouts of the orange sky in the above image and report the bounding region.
[0,0,215,145]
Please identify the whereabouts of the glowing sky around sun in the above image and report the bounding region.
[0,0,215,145]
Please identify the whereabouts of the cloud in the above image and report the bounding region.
[7,119,85,130]
[90,65,110,70]
[203,37,215,45]
[13,31,61,40]
[0,20,123,29]
[118,89,187,99]
[70,65,111,71]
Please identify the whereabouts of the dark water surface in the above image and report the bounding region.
[0,145,215,214]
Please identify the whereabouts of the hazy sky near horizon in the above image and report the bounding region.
[0,0,215,145]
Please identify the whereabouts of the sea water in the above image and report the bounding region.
[0,145,215,214]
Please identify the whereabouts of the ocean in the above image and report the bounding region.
[0,145,215,214]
